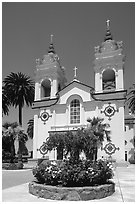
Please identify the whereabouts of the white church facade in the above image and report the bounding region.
[32,21,134,163]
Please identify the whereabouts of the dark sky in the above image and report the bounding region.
[2,2,135,130]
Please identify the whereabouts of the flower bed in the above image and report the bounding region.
[29,181,115,200]
[29,159,115,200]
[2,162,24,170]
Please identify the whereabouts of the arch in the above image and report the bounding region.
[41,78,51,98]
[66,94,83,105]
[102,69,116,90]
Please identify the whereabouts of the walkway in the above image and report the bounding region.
[2,164,135,202]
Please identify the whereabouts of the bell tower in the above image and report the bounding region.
[33,35,67,106]
[92,20,127,163]
[32,35,67,159]
[94,20,125,93]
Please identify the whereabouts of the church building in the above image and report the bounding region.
[32,20,134,163]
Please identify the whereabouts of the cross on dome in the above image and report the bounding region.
[104,19,112,41]
[50,34,53,44]
[106,19,110,30]
[48,34,55,54]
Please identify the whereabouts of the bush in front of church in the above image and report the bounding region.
[32,158,114,187]
[33,160,61,186]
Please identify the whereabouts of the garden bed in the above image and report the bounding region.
[29,181,115,200]
[2,162,24,170]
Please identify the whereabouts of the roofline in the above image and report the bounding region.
[57,80,94,94]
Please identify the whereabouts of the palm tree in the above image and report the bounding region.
[126,84,135,115]
[27,118,34,139]
[85,117,111,160]
[2,122,18,162]
[3,72,35,126]
[2,122,28,164]
[45,133,65,160]
[2,86,11,116]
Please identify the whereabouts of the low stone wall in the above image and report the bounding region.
[29,181,115,200]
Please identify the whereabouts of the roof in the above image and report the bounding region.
[57,79,94,94]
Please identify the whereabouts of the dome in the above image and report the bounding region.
[100,40,117,53]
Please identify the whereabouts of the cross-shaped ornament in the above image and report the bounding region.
[50,34,53,44]
[106,19,110,30]
[73,66,78,79]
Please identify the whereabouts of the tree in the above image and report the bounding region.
[64,130,84,161]
[2,86,11,116]
[3,72,35,126]
[84,117,111,160]
[2,122,28,163]
[44,117,111,161]
[126,84,135,115]
[45,133,66,160]
[27,118,34,139]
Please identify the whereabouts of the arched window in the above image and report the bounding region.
[102,69,116,90]
[70,99,80,124]
[41,79,51,98]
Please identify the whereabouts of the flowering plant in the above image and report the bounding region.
[33,161,62,186]
[32,158,114,187]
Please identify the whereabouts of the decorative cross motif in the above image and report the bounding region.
[37,142,48,156]
[38,110,52,124]
[73,66,78,79]
[106,19,110,30]
[102,142,120,156]
[101,102,118,120]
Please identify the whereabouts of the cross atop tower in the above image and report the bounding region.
[106,19,110,30]
[50,34,53,44]
[104,19,112,41]
[48,34,55,54]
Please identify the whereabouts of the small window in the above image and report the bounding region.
[125,151,127,161]
[70,99,80,124]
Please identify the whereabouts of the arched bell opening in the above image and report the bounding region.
[102,69,116,91]
[41,79,51,98]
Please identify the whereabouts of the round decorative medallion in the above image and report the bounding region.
[104,142,119,155]
[101,103,118,120]
[39,142,48,155]
[40,111,50,122]
[104,105,115,117]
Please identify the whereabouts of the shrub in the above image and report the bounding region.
[16,161,24,169]
[2,151,11,160]
[33,161,61,185]
[2,162,24,170]
[128,157,135,164]
[32,158,114,187]
[2,163,18,170]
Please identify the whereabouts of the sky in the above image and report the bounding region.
[2,2,135,133]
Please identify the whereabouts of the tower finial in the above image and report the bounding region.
[106,19,110,30]
[50,34,53,44]
[104,19,113,41]
[48,34,55,54]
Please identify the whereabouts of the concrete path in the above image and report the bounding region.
[2,165,135,202]
[2,169,34,189]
